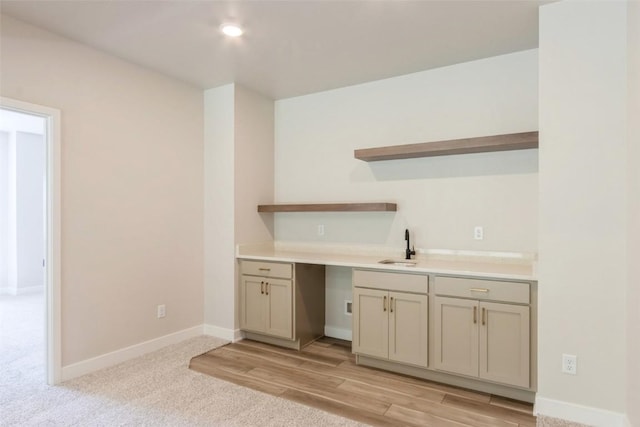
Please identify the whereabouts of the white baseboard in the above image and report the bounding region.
[203,324,242,342]
[61,325,203,382]
[324,326,352,341]
[535,396,627,427]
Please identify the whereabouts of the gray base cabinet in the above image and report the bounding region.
[352,288,388,359]
[352,269,535,399]
[433,276,531,389]
[480,301,530,387]
[240,260,325,349]
[434,297,530,388]
[241,275,293,339]
[352,270,429,368]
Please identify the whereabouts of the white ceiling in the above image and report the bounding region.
[0,0,551,99]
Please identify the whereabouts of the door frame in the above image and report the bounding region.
[1,96,62,385]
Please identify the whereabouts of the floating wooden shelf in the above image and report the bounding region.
[354,131,538,162]
[257,203,397,213]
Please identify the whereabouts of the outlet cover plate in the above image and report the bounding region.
[474,226,484,240]
[562,354,577,375]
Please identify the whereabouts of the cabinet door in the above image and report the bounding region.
[389,292,428,367]
[434,296,479,377]
[240,276,267,333]
[352,288,389,359]
[265,278,293,339]
[479,302,530,388]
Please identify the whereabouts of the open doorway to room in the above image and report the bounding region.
[0,108,47,386]
[0,98,61,385]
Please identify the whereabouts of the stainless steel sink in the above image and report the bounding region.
[378,259,417,267]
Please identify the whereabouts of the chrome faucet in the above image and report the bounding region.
[405,229,416,260]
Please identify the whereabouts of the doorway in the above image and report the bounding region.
[0,97,61,385]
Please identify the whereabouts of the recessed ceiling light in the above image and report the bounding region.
[221,24,243,37]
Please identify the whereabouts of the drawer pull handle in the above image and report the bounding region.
[259,268,271,272]
[473,306,477,324]
[383,296,387,312]
[470,288,489,293]
[390,297,394,313]
[260,281,264,294]
[482,307,486,325]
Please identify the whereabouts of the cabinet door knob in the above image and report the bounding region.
[260,281,264,294]
[482,307,486,325]
[390,297,394,313]
[473,306,477,324]
[265,282,269,295]
[383,295,387,312]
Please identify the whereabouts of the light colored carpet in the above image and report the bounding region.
[536,415,592,427]
[0,294,363,426]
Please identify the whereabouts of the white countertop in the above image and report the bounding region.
[237,242,537,281]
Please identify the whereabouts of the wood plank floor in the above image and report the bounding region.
[189,337,536,427]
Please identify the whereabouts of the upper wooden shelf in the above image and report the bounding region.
[354,131,538,162]
[257,203,397,213]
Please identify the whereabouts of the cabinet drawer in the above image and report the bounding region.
[241,261,293,279]
[353,269,428,293]
[434,276,529,304]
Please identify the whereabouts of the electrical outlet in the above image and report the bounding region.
[474,226,484,240]
[317,224,325,236]
[562,354,577,375]
[345,300,352,316]
[157,304,166,319]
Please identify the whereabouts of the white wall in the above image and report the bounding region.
[275,50,538,337]
[203,84,235,333]
[626,1,640,426]
[204,84,274,335]
[538,1,628,423]
[324,266,352,340]
[234,85,275,247]
[15,131,45,291]
[0,131,9,290]
[1,14,204,365]
[274,49,538,254]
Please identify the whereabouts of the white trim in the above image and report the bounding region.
[203,324,243,342]
[0,97,62,386]
[535,396,627,427]
[61,326,203,382]
[623,415,631,427]
[324,326,352,341]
